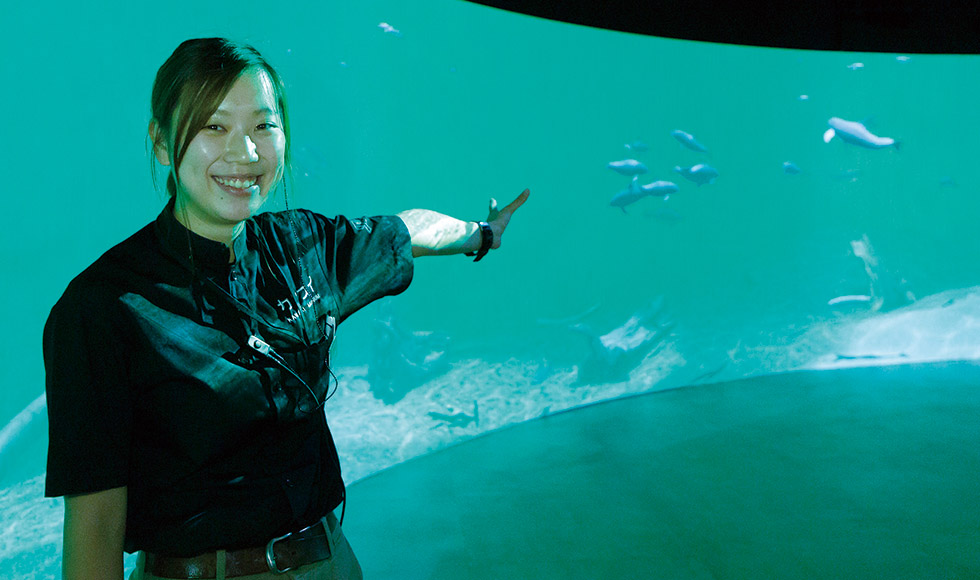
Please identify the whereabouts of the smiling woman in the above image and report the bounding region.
[157,69,286,247]
[42,37,528,580]
[147,40,290,250]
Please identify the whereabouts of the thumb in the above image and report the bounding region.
[487,198,500,222]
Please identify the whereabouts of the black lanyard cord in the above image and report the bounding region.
[247,335,331,412]
[203,276,338,412]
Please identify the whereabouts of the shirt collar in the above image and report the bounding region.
[154,197,248,274]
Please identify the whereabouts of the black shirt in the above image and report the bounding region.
[43,199,413,556]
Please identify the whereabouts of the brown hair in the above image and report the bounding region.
[148,38,292,197]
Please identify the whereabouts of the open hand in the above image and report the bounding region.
[486,188,530,249]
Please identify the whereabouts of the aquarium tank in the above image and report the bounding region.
[1,1,978,578]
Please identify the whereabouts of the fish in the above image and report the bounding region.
[609,177,646,212]
[673,163,719,186]
[823,117,899,150]
[783,161,802,175]
[828,295,872,306]
[670,130,708,153]
[366,310,451,404]
[428,401,478,430]
[847,62,865,70]
[568,298,673,386]
[608,159,648,176]
[609,177,679,212]
[834,353,908,361]
[378,22,402,37]
[641,180,679,199]
[624,140,649,152]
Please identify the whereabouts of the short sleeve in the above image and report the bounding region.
[43,282,134,497]
[309,213,414,323]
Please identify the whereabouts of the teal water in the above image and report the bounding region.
[1,1,979,578]
[347,361,980,578]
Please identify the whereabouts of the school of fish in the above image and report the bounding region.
[605,61,904,214]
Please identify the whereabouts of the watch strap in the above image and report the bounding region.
[464,221,494,262]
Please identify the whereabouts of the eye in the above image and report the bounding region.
[204,124,223,132]
[257,122,278,130]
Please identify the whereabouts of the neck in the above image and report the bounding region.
[172,202,243,261]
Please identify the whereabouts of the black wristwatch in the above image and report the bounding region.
[464,221,494,262]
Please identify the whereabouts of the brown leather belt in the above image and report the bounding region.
[144,513,336,578]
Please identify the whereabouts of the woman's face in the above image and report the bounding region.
[169,67,285,241]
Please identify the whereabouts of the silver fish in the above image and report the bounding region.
[609,177,646,213]
[608,159,648,176]
[783,161,802,175]
[641,180,679,199]
[624,140,649,152]
[671,129,708,153]
[609,177,679,213]
[673,163,719,186]
[823,117,898,150]
[378,22,402,37]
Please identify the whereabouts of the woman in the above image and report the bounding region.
[43,38,529,580]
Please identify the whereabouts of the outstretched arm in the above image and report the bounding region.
[397,189,530,258]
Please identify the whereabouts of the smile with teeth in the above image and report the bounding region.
[213,175,260,190]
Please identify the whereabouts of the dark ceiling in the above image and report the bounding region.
[464,0,980,54]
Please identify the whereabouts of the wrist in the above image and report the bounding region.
[464,221,493,262]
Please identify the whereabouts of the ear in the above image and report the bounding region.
[148,120,171,166]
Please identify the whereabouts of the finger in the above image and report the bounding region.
[499,188,530,217]
[487,198,500,221]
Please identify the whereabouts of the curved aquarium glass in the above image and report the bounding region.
[1,1,978,578]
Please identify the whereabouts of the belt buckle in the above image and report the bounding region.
[265,530,295,574]
[265,517,328,574]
